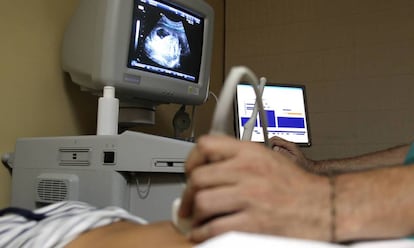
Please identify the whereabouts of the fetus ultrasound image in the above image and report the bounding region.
[127,0,204,83]
[144,15,190,69]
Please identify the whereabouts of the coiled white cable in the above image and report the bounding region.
[241,77,267,142]
[209,66,270,147]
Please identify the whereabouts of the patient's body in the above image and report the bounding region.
[66,221,192,248]
[0,201,192,248]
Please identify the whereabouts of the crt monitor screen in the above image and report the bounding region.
[235,83,311,146]
[62,0,214,106]
[127,0,204,84]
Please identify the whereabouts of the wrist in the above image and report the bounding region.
[301,172,333,241]
[302,159,323,173]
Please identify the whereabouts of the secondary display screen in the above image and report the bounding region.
[127,0,204,83]
[235,83,311,146]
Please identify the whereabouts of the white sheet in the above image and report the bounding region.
[196,232,414,248]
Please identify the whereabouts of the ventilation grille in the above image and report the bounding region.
[36,179,69,203]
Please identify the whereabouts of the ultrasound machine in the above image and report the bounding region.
[9,0,214,222]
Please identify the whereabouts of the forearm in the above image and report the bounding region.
[311,144,410,174]
[335,165,414,242]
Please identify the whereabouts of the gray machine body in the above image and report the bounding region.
[10,131,193,222]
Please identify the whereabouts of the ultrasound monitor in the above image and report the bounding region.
[62,0,214,108]
[235,83,311,146]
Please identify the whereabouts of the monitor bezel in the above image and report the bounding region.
[62,0,214,106]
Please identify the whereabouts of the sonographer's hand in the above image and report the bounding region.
[269,136,314,170]
[178,135,330,243]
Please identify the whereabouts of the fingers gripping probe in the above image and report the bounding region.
[172,66,270,234]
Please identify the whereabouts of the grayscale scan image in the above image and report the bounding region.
[144,15,190,69]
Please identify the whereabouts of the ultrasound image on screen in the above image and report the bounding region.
[144,15,190,69]
[127,0,204,83]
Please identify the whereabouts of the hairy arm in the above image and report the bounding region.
[270,136,411,174]
[313,144,410,174]
[335,164,414,241]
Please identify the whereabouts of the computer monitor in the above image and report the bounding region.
[234,83,311,146]
[62,0,214,108]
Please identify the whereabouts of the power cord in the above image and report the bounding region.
[208,91,219,103]
[133,173,151,199]
[1,152,13,174]
[187,91,219,141]
[188,105,196,142]
[188,91,219,141]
